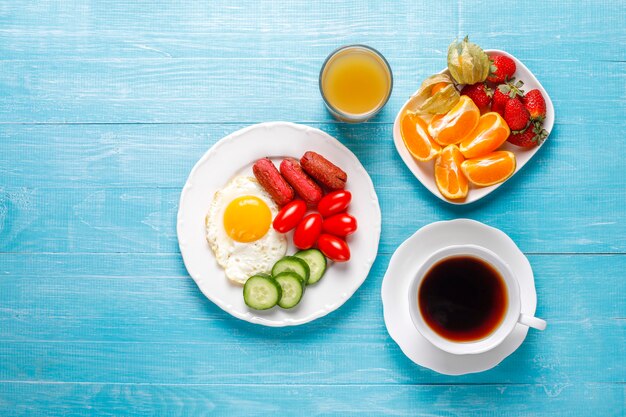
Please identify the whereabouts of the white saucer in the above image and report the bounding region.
[381,219,538,375]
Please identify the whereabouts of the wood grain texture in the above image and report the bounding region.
[1,184,623,254]
[0,58,623,123]
[0,122,622,188]
[1,254,624,386]
[0,383,623,417]
[0,0,624,415]
[0,0,623,60]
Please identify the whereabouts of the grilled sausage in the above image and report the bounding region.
[300,151,347,190]
[253,158,294,206]
[279,158,323,206]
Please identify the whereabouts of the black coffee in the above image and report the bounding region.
[418,256,508,342]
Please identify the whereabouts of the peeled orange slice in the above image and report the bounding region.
[435,145,468,200]
[459,112,511,158]
[428,96,480,146]
[461,151,516,187]
[400,112,441,161]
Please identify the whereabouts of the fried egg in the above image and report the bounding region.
[206,176,287,284]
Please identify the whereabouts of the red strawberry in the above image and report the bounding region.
[487,55,516,83]
[491,88,509,116]
[508,121,547,148]
[492,80,524,115]
[503,98,530,131]
[461,83,492,110]
[522,89,546,122]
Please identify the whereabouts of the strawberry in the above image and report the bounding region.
[461,83,492,110]
[492,80,524,115]
[508,121,547,148]
[497,80,525,99]
[522,89,546,122]
[491,88,509,116]
[503,98,530,131]
[487,55,516,83]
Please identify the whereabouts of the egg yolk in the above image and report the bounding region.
[223,196,272,243]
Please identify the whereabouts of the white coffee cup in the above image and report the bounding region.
[408,244,546,355]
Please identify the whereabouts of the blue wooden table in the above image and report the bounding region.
[1,1,624,415]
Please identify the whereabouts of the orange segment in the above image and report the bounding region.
[428,96,480,146]
[461,151,516,187]
[400,112,442,161]
[435,145,469,200]
[459,112,511,158]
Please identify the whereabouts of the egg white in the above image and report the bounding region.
[206,176,287,284]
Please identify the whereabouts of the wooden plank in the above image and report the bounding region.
[0,185,623,254]
[0,382,623,417]
[0,254,624,384]
[0,0,623,61]
[1,122,623,254]
[0,59,622,123]
[0,122,622,189]
[0,0,457,40]
[458,0,626,63]
[0,324,623,385]
[1,254,624,322]
[0,0,624,415]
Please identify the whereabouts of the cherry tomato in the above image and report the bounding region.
[293,213,323,249]
[322,213,357,237]
[317,234,350,262]
[272,200,307,233]
[317,190,352,218]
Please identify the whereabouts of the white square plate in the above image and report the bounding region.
[392,49,555,205]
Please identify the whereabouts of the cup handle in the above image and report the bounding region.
[518,313,547,331]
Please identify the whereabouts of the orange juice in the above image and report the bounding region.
[320,45,392,122]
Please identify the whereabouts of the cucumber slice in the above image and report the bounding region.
[271,256,310,284]
[274,272,304,309]
[243,275,281,310]
[294,249,327,285]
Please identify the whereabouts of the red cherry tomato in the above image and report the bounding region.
[293,213,323,249]
[322,213,357,237]
[317,234,350,262]
[272,200,307,233]
[317,190,352,218]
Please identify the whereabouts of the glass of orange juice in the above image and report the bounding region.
[319,45,393,123]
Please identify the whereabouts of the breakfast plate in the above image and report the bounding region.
[178,122,381,326]
[393,49,555,205]
[381,219,538,375]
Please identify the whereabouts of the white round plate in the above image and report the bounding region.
[381,219,538,375]
[393,49,555,205]
[178,122,381,327]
